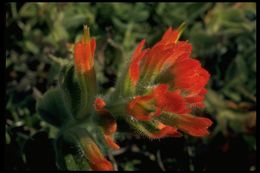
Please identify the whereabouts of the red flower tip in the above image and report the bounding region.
[89,159,113,171]
[94,98,106,111]
[133,39,146,58]
[74,25,96,73]
[129,39,147,86]
[82,138,113,171]
[94,98,117,135]
[149,122,182,139]
[104,119,117,135]
[160,27,180,45]
[175,114,213,137]
[104,135,120,150]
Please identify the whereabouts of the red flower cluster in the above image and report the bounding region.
[72,25,212,171]
[126,26,212,137]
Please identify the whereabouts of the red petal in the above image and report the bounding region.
[153,84,186,114]
[127,95,157,120]
[94,98,106,111]
[104,135,120,150]
[74,39,94,73]
[83,139,113,171]
[89,159,113,171]
[147,122,182,139]
[129,50,147,86]
[103,117,117,135]
[161,27,180,45]
[132,39,146,58]
[74,42,83,71]
[185,95,204,104]
[199,88,208,95]
[129,39,147,86]
[173,57,210,95]
[161,27,173,41]
[85,43,92,70]
[175,114,213,137]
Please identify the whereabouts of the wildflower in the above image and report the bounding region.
[124,25,212,138]
[39,24,213,171]
[74,25,97,119]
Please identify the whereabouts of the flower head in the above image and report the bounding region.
[124,25,212,138]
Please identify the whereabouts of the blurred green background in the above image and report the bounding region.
[5,2,256,171]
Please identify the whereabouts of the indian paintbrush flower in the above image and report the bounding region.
[116,24,212,138]
[74,25,97,119]
[37,23,213,171]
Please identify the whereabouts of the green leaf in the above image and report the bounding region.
[55,137,91,171]
[62,65,82,116]
[19,3,38,17]
[64,154,80,170]
[36,88,73,128]
[48,54,71,67]
[25,41,39,54]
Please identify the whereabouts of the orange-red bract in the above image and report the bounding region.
[74,26,96,73]
[127,94,161,121]
[82,137,113,171]
[148,122,182,139]
[94,98,106,111]
[129,39,147,86]
[94,98,120,150]
[173,114,213,137]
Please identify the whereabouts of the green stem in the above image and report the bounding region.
[55,125,93,170]
[77,69,97,119]
[106,101,128,118]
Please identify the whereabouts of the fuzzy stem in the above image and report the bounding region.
[76,68,97,120]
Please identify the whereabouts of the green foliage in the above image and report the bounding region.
[62,66,82,116]
[36,88,73,127]
[54,127,92,171]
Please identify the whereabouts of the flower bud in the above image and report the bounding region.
[74,25,96,73]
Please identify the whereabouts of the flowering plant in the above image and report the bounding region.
[37,24,212,171]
